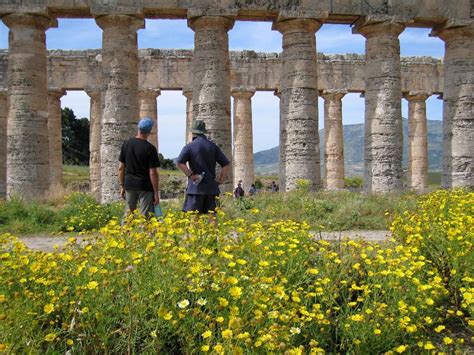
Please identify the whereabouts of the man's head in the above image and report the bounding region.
[191,120,207,136]
[138,117,154,135]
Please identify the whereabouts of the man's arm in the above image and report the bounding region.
[216,164,230,185]
[177,163,199,182]
[118,162,126,199]
[149,167,160,204]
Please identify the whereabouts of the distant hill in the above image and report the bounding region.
[254,118,443,176]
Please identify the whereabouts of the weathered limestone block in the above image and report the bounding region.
[85,88,102,199]
[354,19,405,193]
[322,90,346,190]
[231,86,256,191]
[96,15,144,203]
[3,13,54,199]
[274,18,321,191]
[189,15,234,192]
[48,88,66,191]
[405,92,429,192]
[139,88,160,149]
[182,87,193,144]
[0,89,6,198]
[434,24,474,188]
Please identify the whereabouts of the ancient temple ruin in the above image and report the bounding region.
[0,1,472,202]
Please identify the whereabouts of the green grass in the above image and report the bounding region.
[63,165,90,184]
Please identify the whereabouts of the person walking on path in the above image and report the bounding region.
[118,117,160,217]
[248,183,257,196]
[176,120,230,214]
[234,181,245,198]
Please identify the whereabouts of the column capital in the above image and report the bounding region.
[403,92,430,101]
[273,18,322,34]
[188,16,234,32]
[231,86,256,99]
[320,90,347,101]
[2,13,57,30]
[430,22,474,42]
[85,86,102,100]
[95,14,144,31]
[182,87,193,99]
[139,88,161,99]
[48,87,66,100]
[352,17,405,38]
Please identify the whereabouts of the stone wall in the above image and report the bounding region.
[0,50,444,94]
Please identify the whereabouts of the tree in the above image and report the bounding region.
[62,107,90,166]
[158,153,176,170]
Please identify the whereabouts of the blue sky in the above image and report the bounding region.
[0,19,444,158]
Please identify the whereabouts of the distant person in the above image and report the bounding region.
[118,117,160,217]
[271,181,279,192]
[176,120,230,214]
[248,183,257,196]
[234,181,245,198]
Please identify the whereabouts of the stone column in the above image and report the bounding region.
[139,88,160,149]
[96,15,144,203]
[86,88,102,199]
[188,16,234,192]
[274,89,284,187]
[182,87,193,144]
[433,24,474,188]
[321,91,346,190]
[404,92,429,192]
[48,88,66,191]
[2,14,55,199]
[354,19,405,193]
[0,90,7,198]
[274,18,322,191]
[231,86,256,190]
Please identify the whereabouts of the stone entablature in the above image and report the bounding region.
[0,50,444,94]
[0,1,471,24]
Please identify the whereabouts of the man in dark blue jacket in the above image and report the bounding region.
[176,120,230,214]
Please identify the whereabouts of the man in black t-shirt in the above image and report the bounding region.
[118,117,160,217]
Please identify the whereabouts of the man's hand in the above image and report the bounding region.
[120,186,126,200]
[153,192,160,205]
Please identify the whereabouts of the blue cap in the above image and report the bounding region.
[138,117,154,133]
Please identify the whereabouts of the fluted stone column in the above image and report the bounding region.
[48,88,66,191]
[139,88,160,149]
[183,88,193,144]
[96,15,144,203]
[434,24,474,188]
[274,18,322,191]
[188,16,234,192]
[322,91,346,190]
[0,90,7,198]
[2,14,55,199]
[86,88,102,199]
[354,20,405,193]
[405,92,429,192]
[232,86,256,190]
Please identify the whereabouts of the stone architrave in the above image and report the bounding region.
[182,87,193,144]
[139,88,161,150]
[0,90,7,198]
[96,15,144,203]
[354,19,405,193]
[404,92,430,191]
[85,88,102,199]
[48,88,66,191]
[188,15,234,192]
[231,86,256,191]
[433,24,474,188]
[3,14,56,199]
[321,90,346,190]
[274,18,322,191]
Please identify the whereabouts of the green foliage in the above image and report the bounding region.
[56,193,123,232]
[62,107,90,166]
[254,179,264,190]
[0,198,57,234]
[295,179,311,192]
[344,176,364,188]
[158,153,176,170]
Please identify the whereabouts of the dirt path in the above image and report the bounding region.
[17,230,391,252]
